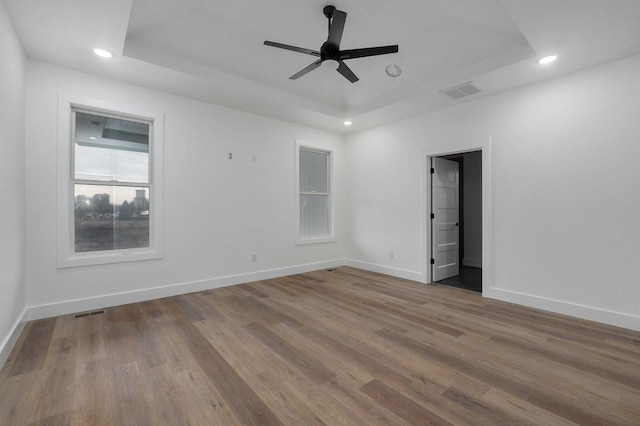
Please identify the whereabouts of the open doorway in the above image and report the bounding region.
[431,150,482,292]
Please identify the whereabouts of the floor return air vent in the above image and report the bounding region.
[74,310,105,318]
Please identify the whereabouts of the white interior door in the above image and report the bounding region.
[431,157,460,281]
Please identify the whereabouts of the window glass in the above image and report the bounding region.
[298,145,332,241]
[300,149,328,193]
[74,112,149,183]
[74,185,150,252]
[72,109,152,254]
[300,193,329,236]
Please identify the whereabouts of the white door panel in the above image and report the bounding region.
[432,157,459,281]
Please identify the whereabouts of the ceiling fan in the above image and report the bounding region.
[264,5,399,83]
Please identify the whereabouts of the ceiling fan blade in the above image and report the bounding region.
[264,41,320,57]
[336,60,359,83]
[290,59,323,80]
[340,45,399,60]
[327,10,347,47]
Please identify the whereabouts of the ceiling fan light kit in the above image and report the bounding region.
[264,5,399,83]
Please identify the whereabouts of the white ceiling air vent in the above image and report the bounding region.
[440,81,485,100]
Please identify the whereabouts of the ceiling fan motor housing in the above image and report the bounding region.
[321,42,340,61]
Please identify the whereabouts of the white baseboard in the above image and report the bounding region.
[26,259,346,322]
[462,257,482,268]
[12,261,638,365]
[0,308,28,369]
[345,259,425,283]
[484,286,640,332]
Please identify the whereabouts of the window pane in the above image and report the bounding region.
[300,194,329,236]
[300,149,328,193]
[74,184,150,252]
[74,111,149,183]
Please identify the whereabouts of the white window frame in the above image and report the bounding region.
[57,94,164,268]
[295,140,335,245]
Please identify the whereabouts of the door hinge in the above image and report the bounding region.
[430,167,435,174]
[430,258,435,265]
[430,213,435,219]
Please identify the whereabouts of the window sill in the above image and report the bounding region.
[296,236,337,246]
[57,248,162,268]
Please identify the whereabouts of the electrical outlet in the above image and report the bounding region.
[389,251,394,259]
[252,254,258,262]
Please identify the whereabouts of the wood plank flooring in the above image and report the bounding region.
[1,267,639,425]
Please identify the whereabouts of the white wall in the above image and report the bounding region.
[25,61,345,319]
[0,0,27,362]
[346,54,640,331]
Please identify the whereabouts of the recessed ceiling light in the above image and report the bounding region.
[538,55,557,65]
[88,136,97,140]
[343,121,353,126]
[93,48,113,58]
[385,64,402,77]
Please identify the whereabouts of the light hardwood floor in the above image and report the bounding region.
[1,267,639,425]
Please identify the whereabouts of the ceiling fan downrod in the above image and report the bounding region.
[324,5,336,33]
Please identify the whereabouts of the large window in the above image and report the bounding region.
[296,142,335,244]
[57,98,163,267]
[73,110,151,252]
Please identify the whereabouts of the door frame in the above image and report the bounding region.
[423,139,492,296]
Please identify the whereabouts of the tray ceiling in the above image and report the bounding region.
[6,0,640,133]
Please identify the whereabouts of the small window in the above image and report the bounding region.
[57,99,163,267]
[296,142,335,244]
